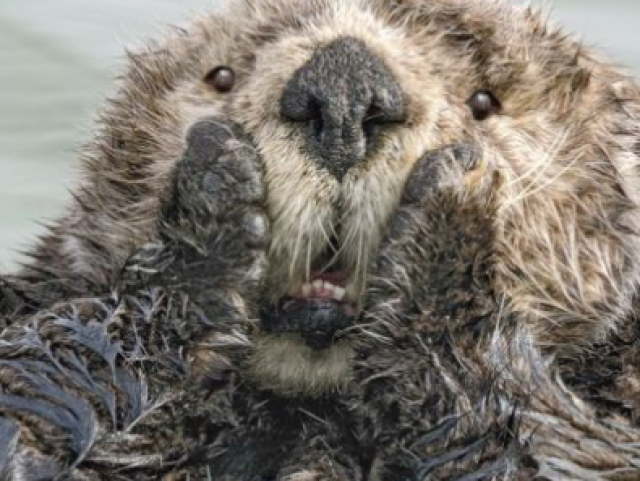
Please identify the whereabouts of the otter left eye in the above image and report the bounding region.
[204,66,236,93]
[467,90,501,121]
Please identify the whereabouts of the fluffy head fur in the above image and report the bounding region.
[18,0,640,393]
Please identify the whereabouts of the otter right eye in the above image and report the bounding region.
[204,66,236,93]
[467,90,501,121]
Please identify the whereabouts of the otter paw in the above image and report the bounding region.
[402,143,482,204]
[158,117,269,305]
[170,117,265,220]
[368,144,498,311]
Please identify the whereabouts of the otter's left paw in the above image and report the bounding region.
[368,144,499,314]
[158,117,269,305]
[148,118,268,385]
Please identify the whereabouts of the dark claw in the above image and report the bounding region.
[402,143,481,204]
[241,209,270,249]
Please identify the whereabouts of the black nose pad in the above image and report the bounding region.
[281,37,407,180]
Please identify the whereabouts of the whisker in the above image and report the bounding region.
[505,126,568,190]
[290,218,305,280]
[503,126,572,209]
[305,238,313,281]
[514,151,583,207]
[363,112,386,123]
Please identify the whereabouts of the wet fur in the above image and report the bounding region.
[3,0,640,479]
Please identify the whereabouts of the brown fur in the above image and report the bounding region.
[3,0,640,479]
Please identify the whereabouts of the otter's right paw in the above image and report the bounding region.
[159,117,269,310]
[169,118,266,224]
[367,143,499,316]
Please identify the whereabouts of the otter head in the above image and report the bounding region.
[73,0,640,396]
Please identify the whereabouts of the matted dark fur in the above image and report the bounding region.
[3,0,640,479]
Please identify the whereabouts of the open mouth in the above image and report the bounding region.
[261,239,359,350]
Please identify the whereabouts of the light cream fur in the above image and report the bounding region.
[246,335,353,396]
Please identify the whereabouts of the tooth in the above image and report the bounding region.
[302,283,312,297]
[332,286,346,301]
[313,280,323,292]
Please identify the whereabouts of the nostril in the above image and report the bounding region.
[366,96,408,126]
[362,99,407,149]
[363,104,383,150]
[364,103,385,125]
[281,83,317,122]
[281,92,325,143]
[307,98,324,143]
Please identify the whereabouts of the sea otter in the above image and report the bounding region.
[2,0,640,479]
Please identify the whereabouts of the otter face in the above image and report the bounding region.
[96,0,640,395]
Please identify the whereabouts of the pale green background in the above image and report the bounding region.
[1,0,639,271]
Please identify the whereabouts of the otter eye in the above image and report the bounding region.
[204,66,236,93]
[467,90,501,121]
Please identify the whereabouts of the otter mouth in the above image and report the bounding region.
[261,242,359,350]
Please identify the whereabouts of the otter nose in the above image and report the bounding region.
[281,37,407,180]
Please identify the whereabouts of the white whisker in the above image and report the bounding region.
[503,126,573,210]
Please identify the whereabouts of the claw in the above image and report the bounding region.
[402,143,482,204]
[463,155,488,188]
